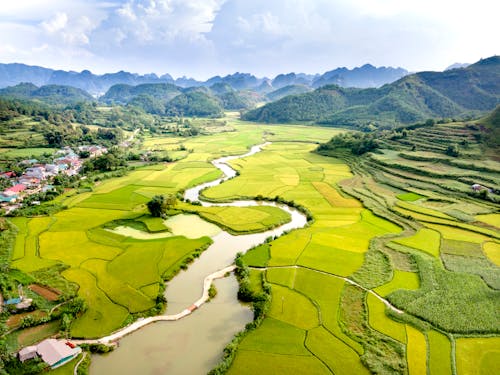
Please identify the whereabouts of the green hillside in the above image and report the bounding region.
[0,83,94,106]
[101,83,181,105]
[266,84,313,101]
[244,56,500,128]
[475,104,500,148]
[165,91,224,117]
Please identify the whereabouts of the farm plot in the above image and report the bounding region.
[8,130,272,337]
[455,337,500,375]
[200,143,408,373]
[178,203,291,234]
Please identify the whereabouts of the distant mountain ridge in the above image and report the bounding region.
[243,56,500,128]
[0,62,409,95]
[0,82,93,105]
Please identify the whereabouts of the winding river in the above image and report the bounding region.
[90,143,308,374]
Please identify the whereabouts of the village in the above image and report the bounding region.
[0,145,107,215]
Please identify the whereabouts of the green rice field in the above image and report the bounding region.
[5,120,499,374]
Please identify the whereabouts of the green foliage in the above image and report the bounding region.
[101,83,181,106]
[146,194,177,218]
[388,255,500,333]
[0,83,93,106]
[445,144,460,157]
[166,91,224,117]
[476,104,500,148]
[82,149,126,172]
[208,283,217,300]
[316,132,379,155]
[209,254,271,375]
[80,343,114,354]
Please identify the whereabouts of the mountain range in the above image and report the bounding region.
[243,56,500,129]
[0,57,498,127]
[0,62,409,96]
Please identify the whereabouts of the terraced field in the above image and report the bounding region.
[201,131,499,374]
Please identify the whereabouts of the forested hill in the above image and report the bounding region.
[243,56,500,129]
[0,83,94,106]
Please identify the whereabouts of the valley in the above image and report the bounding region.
[1,113,498,374]
[0,57,498,375]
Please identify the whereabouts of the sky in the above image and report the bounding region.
[0,0,498,79]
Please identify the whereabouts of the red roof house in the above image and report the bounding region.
[5,184,27,194]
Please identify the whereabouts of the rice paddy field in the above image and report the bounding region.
[199,122,499,374]
[6,123,340,339]
[5,119,499,374]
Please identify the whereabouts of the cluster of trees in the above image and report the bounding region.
[43,125,123,148]
[147,194,177,218]
[316,132,379,155]
[82,148,127,173]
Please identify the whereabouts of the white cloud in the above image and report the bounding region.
[0,0,497,77]
[41,12,68,33]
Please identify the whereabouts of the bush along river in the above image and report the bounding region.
[89,143,308,374]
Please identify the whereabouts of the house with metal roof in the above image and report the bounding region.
[18,346,38,362]
[35,339,82,369]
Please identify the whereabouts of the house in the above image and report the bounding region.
[3,296,32,309]
[5,184,26,195]
[45,164,59,176]
[20,159,38,166]
[3,297,21,305]
[25,167,46,180]
[18,346,38,362]
[1,171,16,179]
[35,339,82,369]
[19,177,40,188]
[0,194,17,203]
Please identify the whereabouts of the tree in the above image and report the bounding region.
[445,144,460,157]
[147,194,177,218]
[147,195,166,217]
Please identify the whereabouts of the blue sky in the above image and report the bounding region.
[0,0,498,78]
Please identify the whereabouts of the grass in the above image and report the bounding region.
[366,293,407,343]
[406,325,427,375]
[237,318,309,355]
[267,284,319,330]
[441,239,483,257]
[427,330,452,375]
[374,270,420,297]
[228,351,330,375]
[483,242,500,266]
[241,244,270,267]
[179,203,291,234]
[266,267,296,288]
[475,213,500,228]
[6,321,61,352]
[306,327,370,375]
[62,267,129,338]
[396,192,424,201]
[81,258,155,313]
[137,215,169,232]
[0,147,55,158]
[293,268,364,354]
[455,337,500,375]
[6,120,499,373]
[392,228,441,257]
[388,256,500,333]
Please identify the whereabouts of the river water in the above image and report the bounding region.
[90,143,307,374]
